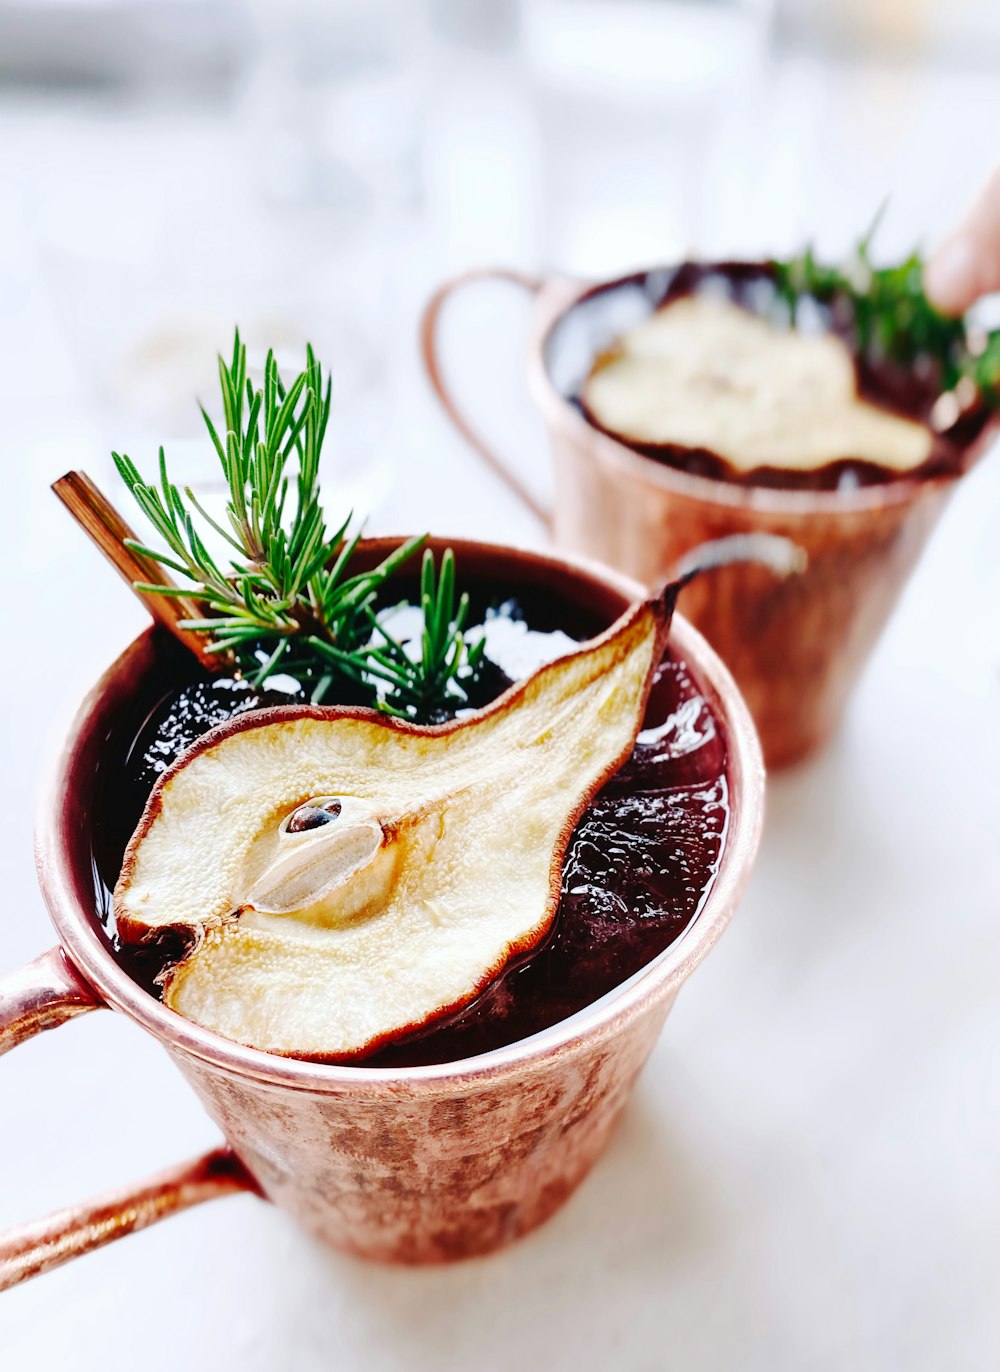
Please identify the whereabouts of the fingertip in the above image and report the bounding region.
[924,237,977,316]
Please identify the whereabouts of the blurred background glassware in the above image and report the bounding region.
[12,0,427,528]
[776,0,1000,60]
[240,0,425,213]
[523,0,775,274]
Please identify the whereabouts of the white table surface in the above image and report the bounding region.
[1,31,999,1370]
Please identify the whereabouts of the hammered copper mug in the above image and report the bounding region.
[0,538,763,1290]
[422,268,995,766]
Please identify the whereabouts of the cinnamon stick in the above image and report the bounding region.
[52,470,222,672]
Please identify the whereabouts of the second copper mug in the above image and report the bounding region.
[422,267,993,767]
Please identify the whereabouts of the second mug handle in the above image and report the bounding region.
[421,267,553,532]
[0,947,257,1290]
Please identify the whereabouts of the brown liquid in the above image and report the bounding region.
[90,601,728,1067]
[552,261,990,491]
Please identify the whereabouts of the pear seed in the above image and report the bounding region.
[287,799,343,833]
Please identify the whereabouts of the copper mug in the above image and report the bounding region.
[0,539,763,1290]
[422,268,995,767]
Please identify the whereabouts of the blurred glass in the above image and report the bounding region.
[33,150,397,526]
[523,0,776,273]
[240,0,426,212]
[8,0,432,533]
[427,0,521,53]
[776,0,1000,61]
[22,11,433,526]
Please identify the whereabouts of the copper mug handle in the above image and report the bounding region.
[0,947,255,1290]
[421,267,554,532]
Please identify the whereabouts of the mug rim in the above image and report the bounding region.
[525,264,981,518]
[34,537,764,1097]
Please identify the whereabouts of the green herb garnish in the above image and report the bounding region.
[113,330,484,719]
[365,549,488,718]
[772,213,1000,407]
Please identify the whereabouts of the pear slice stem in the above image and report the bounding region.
[53,470,223,672]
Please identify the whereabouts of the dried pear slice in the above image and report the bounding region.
[583,293,932,473]
[114,585,681,1059]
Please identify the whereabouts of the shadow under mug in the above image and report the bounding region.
[422,268,995,767]
[0,539,763,1290]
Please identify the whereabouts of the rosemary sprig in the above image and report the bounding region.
[113,330,485,715]
[365,549,487,718]
[772,217,1000,408]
